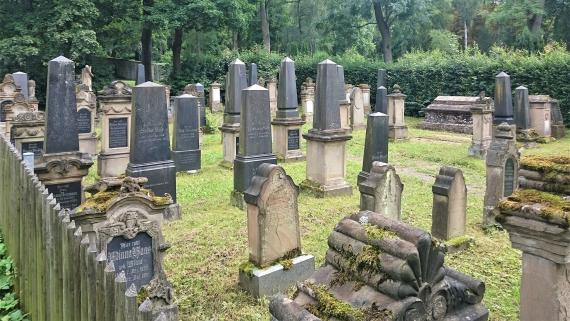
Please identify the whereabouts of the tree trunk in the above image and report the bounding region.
[172,28,183,78]
[141,0,154,82]
[232,31,239,50]
[372,0,393,63]
[22,0,32,10]
[528,0,545,34]
[260,0,271,52]
[464,20,468,50]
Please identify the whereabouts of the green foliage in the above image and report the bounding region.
[0,236,27,321]
[429,30,460,54]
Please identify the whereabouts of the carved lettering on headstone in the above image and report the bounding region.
[77,108,92,134]
[107,232,154,290]
[504,158,515,197]
[287,129,300,150]
[109,117,129,148]
[46,181,82,209]
[21,141,43,157]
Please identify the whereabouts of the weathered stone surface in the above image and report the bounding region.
[550,99,566,139]
[387,85,408,140]
[136,63,145,85]
[270,211,488,321]
[12,72,28,100]
[358,112,388,184]
[336,65,347,103]
[11,111,45,160]
[172,94,201,172]
[359,84,371,114]
[518,155,570,194]
[359,162,403,220]
[183,83,206,127]
[529,95,553,137]
[493,72,514,125]
[209,81,223,112]
[349,87,365,129]
[300,78,315,124]
[76,82,97,155]
[431,166,467,240]
[468,96,494,158]
[309,60,343,134]
[419,95,491,134]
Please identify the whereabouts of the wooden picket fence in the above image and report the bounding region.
[0,134,169,321]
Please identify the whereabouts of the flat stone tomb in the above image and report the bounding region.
[419,95,491,134]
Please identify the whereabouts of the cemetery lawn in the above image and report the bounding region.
[89,116,570,321]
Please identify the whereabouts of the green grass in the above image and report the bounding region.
[90,117,569,321]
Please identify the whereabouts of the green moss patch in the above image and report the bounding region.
[521,155,570,175]
[363,224,398,241]
[498,189,570,225]
[75,191,119,213]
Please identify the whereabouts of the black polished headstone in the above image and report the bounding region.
[195,83,206,127]
[377,69,387,90]
[107,232,154,290]
[21,141,44,158]
[312,59,342,132]
[172,94,201,172]
[46,181,82,210]
[12,72,28,100]
[109,117,129,148]
[514,86,530,130]
[375,86,388,114]
[494,72,514,125]
[337,65,346,102]
[77,109,92,134]
[358,112,389,184]
[44,56,80,154]
[288,129,300,150]
[224,59,248,125]
[276,57,299,119]
[248,63,258,87]
[126,81,177,201]
[233,85,277,192]
[136,64,146,85]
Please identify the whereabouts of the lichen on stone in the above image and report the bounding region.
[75,191,119,214]
[521,155,570,175]
[498,189,570,225]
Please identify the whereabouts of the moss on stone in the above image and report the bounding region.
[238,261,256,278]
[498,189,570,224]
[444,235,474,248]
[363,224,398,241]
[354,245,382,273]
[521,155,570,175]
[151,195,173,206]
[279,258,293,270]
[75,191,119,213]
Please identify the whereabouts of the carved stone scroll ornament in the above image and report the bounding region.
[98,209,160,241]
[46,158,83,176]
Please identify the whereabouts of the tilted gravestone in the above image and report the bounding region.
[231,85,277,209]
[126,82,178,202]
[431,166,467,240]
[359,162,403,220]
[239,164,314,298]
[35,56,93,210]
[11,111,45,161]
[300,59,352,198]
[270,211,488,321]
[172,94,201,172]
[271,57,305,162]
[358,112,389,184]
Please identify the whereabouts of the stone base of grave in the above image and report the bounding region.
[172,149,201,172]
[300,179,352,198]
[79,135,97,155]
[239,255,315,298]
[126,160,177,202]
[468,144,487,159]
[272,118,305,162]
[230,190,245,210]
[389,125,408,141]
[418,121,473,134]
[97,152,129,178]
[551,124,566,139]
[164,203,181,221]
[219,124,239,169]
[233,154,277,193]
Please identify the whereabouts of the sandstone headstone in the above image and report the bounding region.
[11,111,45,161]
[529,95,552,137]
[12,72,28,100]
[209,81,223,112]
[126,82,177,202]
[494,72,514,125]
[359,162,403,220]
[76,83,97,155]
[468,95,494,158]
[387,85,408,140]
[172,94,201,172]
[550,99,565,139]
[349,87,365,129]
[431,166,467,240]
[358,112,388,184]
[80,65,93,92]
[267,78,278,117]
[358,84,371,114]
[300,78,315,124]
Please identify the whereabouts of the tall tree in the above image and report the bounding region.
[141,0,154,81]
[260,0,271,51]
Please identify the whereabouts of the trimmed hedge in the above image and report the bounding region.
[172,45,570,124]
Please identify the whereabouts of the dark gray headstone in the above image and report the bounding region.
[504,158,515,197]
[195,83,206,127]
[172,94,201,172]
[377,69,387,90]
[494,72,514,125]
[12,72,28,100]
[514,86,530,130]
[233,85,277,192]
[287,129,300,150]
[0,101,9,122]
[77,109,92,134]
[107,232,154,290]
[136,64,146,85]
[126,81,177,201]
[21,141,44,158]
[46,181,82,210]
[224,59,248,125]
[109,117,129,148]
[358,112,389,184]
[44,56,80,154]
[313,59,341,131]
[276,57,299,119]
[375,86,388,114]
[248,63,258,87]
[337,65,346,102]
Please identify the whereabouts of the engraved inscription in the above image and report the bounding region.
[287,129,300,150]
[21,141,43,157]
[46,181,82,210]
[107,232,154,290]
[504,158,515,197]
[109,117,128,148]
[77,108,92,134]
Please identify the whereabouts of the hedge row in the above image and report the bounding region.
[163,46,570,124]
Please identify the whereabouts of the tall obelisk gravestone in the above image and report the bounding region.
[248,63,258,86]
[300,59,352,198]
[271,57,305,161]
[36,56,93,210]
[231,85,277,209]
[493,72,516,138]
[337,65,350,130]
[220,59,248,168]
[126,82,178,202]
[172,94,201,172]
[357,112,389,184]
[375,86,388,114]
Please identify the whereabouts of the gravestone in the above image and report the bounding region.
[76,83,97,155]
[359,162,403,220]
[387,85,408,140]
[431,166,467,240]
[11,111,45,161]
[529,95,553,137]
[271,57,305,162]
[35,56,93,210]
[358,112,389,184]
[514,86,530,130]
[374,86,388,114]
[349,87,365,129]
[358,84,371,114]
[232,85,277,208]
[483,123,519,225]
[12,72,28,100]
[126,82,177,202]
[220,59,247,168]
[300,59,352,198]
[248,63,258,87]
[337,65,350,130]
[377,68,387,89]
[267,78,278,118]
[300,78,315,124]
[97,81,133,177]
[239,164,314,298]
[136,63,145,85]
[209,81,223,112]
[184,83,206,128]
[80,65,93,91]
[468,95,494,158]
[1,92,35,136]
[172,94,201,172]
[550,99,565,139]
[493,72,514,125]
[270,211,489,321]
